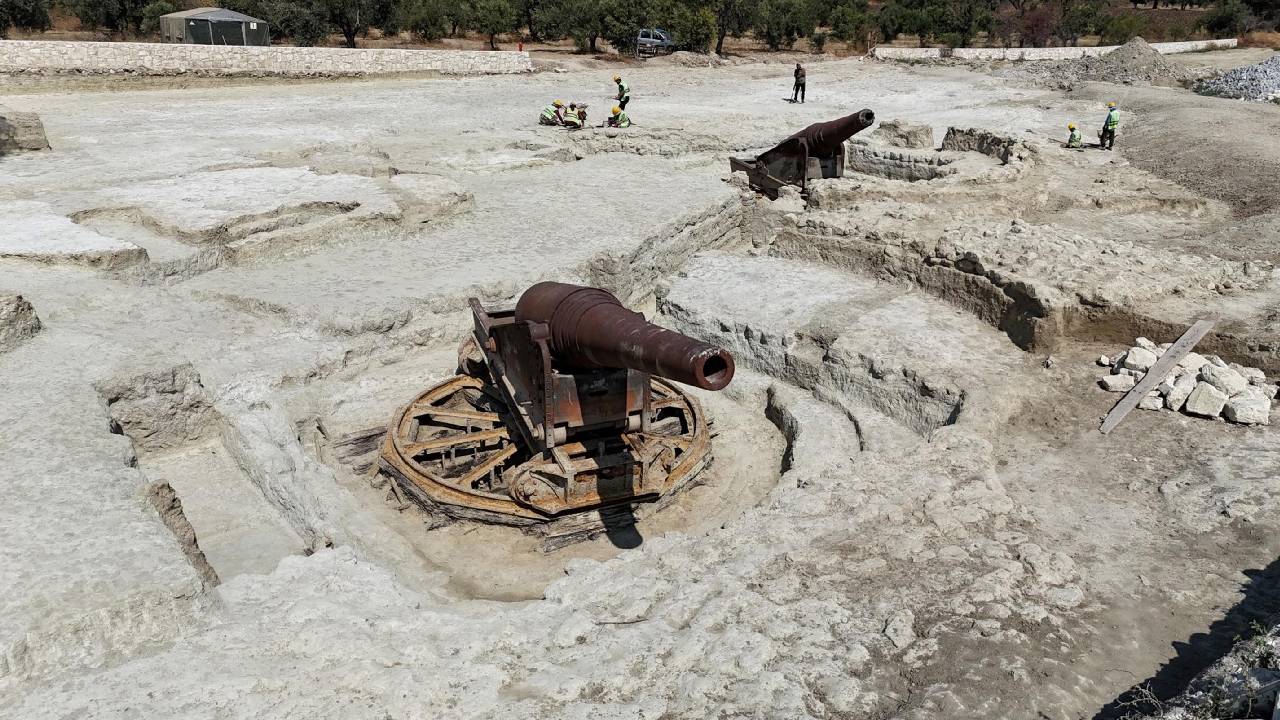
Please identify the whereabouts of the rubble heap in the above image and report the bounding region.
[1000,37,1198,89]
[1097,337,1276,425]
[1063,37,1198,87]
[1197,53,1280,102]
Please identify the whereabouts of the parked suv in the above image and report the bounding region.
[636,28,675,57]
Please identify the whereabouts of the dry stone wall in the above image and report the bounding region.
[0,40,532,77]
[872,38,1236,61]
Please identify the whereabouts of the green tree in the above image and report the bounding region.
[139,0,173,34]
[1241,0,1277,21]
[830,0,874,44]
[225,0,327,45]
[1057,0,1104,45]
[752,0,813,50]
[664,0,716,51]
[542,0,606,51]
[1203,0,1252,34]
[711,0,756,54]
[396,0,446,40]
[59,0,148,32]
[876,0,924,44]
[0,0,52,37]
[1017,1,1058,46]
[469,0,516,48]
[317,0,395,47]
[1098,11,1146,43]
[596,0,651,54]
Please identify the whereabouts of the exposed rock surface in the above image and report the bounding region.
[1223,386,1272,425]
[94,364,212,453]
[870,119,934,149]
[1184,382,1228,418]
[0,295,41,352]
[0,105,50,155]
[0,201,147,268]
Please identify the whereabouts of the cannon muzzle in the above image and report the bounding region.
[515,282,735,391]
[783,109,876,157]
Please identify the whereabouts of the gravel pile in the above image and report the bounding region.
[999,37,1198,89]
[1197,53,1280,101]
[1063,37,1198,87]
[1097,337,1277,425]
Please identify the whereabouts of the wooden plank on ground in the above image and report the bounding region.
[1099,318,1215,435]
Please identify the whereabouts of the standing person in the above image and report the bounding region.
[613,74,630,110]
[1099,101,1119,151]
[1066,122,1082,149]
[792,63,806,103]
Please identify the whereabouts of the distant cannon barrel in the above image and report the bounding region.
[515,282,735,391]
[781,108,876,157]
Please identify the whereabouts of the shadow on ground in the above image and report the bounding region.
[1095,554,1280,719]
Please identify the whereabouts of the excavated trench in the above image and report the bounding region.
[57,127,1280,718]
[89,180,999,605]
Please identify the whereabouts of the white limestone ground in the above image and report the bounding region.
[1,200,147,268]
[2,50,1280,720]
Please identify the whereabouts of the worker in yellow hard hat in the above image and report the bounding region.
[613,74,630,110]
[562,102,584,129]
[539,99,566,126]
[1099,101,1119,151]
[606,105,631,128]
[1066,122,1082,149]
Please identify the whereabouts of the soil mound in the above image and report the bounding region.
[1197,53,1280,101]
[1001,37,1199,89]
[649,51,731,68]
[1067,37,1198,87]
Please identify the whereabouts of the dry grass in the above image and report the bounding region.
[1240,31,1280,49]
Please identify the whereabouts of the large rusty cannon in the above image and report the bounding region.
[378,282,734,536]
[731,109,876,198]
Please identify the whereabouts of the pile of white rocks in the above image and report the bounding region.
[1097,337,1276,425]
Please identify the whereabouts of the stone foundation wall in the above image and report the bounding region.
[0,40,532,77]
[872,38,1237,61]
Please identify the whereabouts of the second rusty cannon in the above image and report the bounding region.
[378,282,735,538]
[730,109,876,198]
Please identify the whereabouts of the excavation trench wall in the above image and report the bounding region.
[582,195,748,310]
[770,226,1059,351]
[0,41,532,77]
[661,297,965,439]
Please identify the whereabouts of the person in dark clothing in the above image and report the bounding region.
[792,63,806,103]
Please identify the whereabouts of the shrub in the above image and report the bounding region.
[0,0,51,37]
[1099,12,1147,43]
[809,29,827,51]
[140,0,174,34]
[1204,0,1253,35]
[398,0,447,40]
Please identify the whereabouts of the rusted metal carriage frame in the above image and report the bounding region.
[379,295,715,524]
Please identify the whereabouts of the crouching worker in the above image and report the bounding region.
[564,103,587,129]
[539,99,566,126]
[1066,122,1082,149]
[607,106,631,128]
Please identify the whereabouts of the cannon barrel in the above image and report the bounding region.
[514,282,735,391]
[780,108,876,157]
